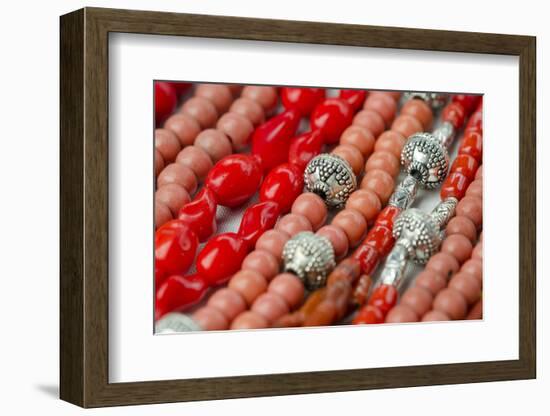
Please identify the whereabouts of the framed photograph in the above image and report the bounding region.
[60,7,536,408]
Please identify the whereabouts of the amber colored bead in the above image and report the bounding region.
[353,244,380,274]
[364,225,394,256]
[352,274,372,306]
[326,258,361,286]
[299,288,327,316]
[303,300,337,327]
[326,280,352,319]
[352,305,384,324]
[450,154,479,181]
[459,131,483,163]
[441,102,466,129]
[375,205,401,229]
[368,284,398,315]
[440,172,469,200]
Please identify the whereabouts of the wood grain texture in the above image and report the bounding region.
[59,7,537,408]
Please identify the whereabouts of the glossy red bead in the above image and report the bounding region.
[452,94,480,115]
[252,109,301,172]
[169,82,192,95]
[154,81,177,125]
[196,232,249,286]
[441,101,466,129]
[352,305,384,324]
[364,225,394,256]
[375,205,401,229]
[287,130,324,172]
[465,110,483,135]
[459,131,483,163]
[339,89,367,111]
[353,244,381,274]
[238,201,281,247]
[450,154,479,181]
[155,225,198,276]
[368,284,398,315]
[310,98,354,144]
[281,87,326,116]
[205,154,262,207]
[440,172,469,200]
[259,163,304,213]
[177,188,218,242]
[155,274,208,320]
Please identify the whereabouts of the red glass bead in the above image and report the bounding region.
[368,284,398,315]
[238,201,281,248]
[154,81,177,125]
[177,188,218,242]
[452,94,480,115]
[155,265,167,287]
[205,154,262,207]
[287,130,324,172]
[155,274,208,320]
[339,89,367,111]
[353,244,381,274]
[352,305,384,324]
[310,98,354,144]
[259,163,304,213]
[459,130,483,163]
[196,232,249,286]
[281,87,326,116]
[465,110,483,135]
[364,225,394,256]
[441,101,466,129]
[440,172,469,200]
[169,82,192,95]
[450,154,479,181]
[252,109,301,172]
[375,205,401,229]
[155,225,198,276]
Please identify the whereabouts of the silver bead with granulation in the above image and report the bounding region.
[401,92,448,110]
[282,231,336,291]
[304,154,357,209]
[392,208,442,264]
[400,132,450,190]
[155,313,202,334]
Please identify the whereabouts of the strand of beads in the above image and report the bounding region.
[155,86,277,228]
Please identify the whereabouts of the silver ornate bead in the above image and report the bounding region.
[392,208,442,264]
[401,92,448,110]
[400,132,450,189]
[155,313,202,334]
[282,231,336,290]
[304,154,357,209]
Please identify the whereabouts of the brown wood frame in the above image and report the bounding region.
[60,7,536,408]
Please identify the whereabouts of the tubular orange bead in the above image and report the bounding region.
[440,172,469,200]
[291,193,328,231]
[391,114,423,138]
[400,98,433,130]
[360,169,395,204]
[368,284,398,315]
[450,154,479,181]
[340,125,376,157]
[364,150,401,178]
[331,144,365,176]
[180,96,218,128]
[364,225,394,256]
[353,110,385,137]
[332,209,367,247]
[345,189,382,223]
[459,131,483,163]
[163,113,202,147]
[374,131,406,159]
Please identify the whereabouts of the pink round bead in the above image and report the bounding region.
[472,243,483,260]
[433,288,468,320]
[163,113,201,147]
[155,128,181,162]
[475,167,483,179]
[242,86,278,112]
[194,129,232,163]
[441,234,473,264]
[426,252,460,280]
[345,189,382,223]
[316,225,349,258]
[421,310,450,322]
[461,259,483,282]
[414,269,447,296]
[391,114,423,138]
[230,311,268,330]
[364,150,401,178]
[207,288,247,321]
[251,292,289,323]
[363,93,397,126]
[255,229,290,259]
[340,125,376,157]
[331,209,367,247]
[385,305,418,323]
[241,250,280,281]
[448,272,482,304]
[228,270,268,306]
[275,214,312,236]
[155,201,172,229]
[400,99,433,130]
[155,149,165,177]
[332,144,365,176]
[360,169,395,204]
[230,97,265,126]
[175,145,213,180]
[445,216,477,244]
[374,131,406,159]
[195,84,233,113]
[216,112,254,150]
[180,96,218,128]
[291,193,328,231]
[465,179,483,199]
[456,196,483,229]
[353,110,385,137]
[157,163,198,194]
[268,273,305,308]
[193,306,229,331]
[401,286,434,316]
[155,184,190,216]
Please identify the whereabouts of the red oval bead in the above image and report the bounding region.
[196,232,249,286]
[352,305,384,324]
[440,172,470,200]
[155,225,198,276]
[364,225,394,256]
[238,201,281,247]
[252,109,301,172]
[155,274,208,320]
[465,110,483,135]
[353,244,380,274]
[442,101,466,129]
[259,163,304,213]
[310,98,354,144]
[155,82,177,125]
[368,284,398,316]
[452,94,480,115]
[205,154,262,207]
[177,188,218,242]
[459,130,483,163]
[450,154,479,181]
[375,205,401,229]
[287,130,324,172]
[339,89,367,111]
[281,87,326,116]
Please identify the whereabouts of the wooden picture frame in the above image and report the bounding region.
[60,7,536,408]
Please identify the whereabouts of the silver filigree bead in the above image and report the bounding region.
[304,154,357,209]
[155,313,202,333]
[388,175,419,210]
[400,132,450,190]
[282,231,336,290]
[401,92,448,111]
[392,208,442,264]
